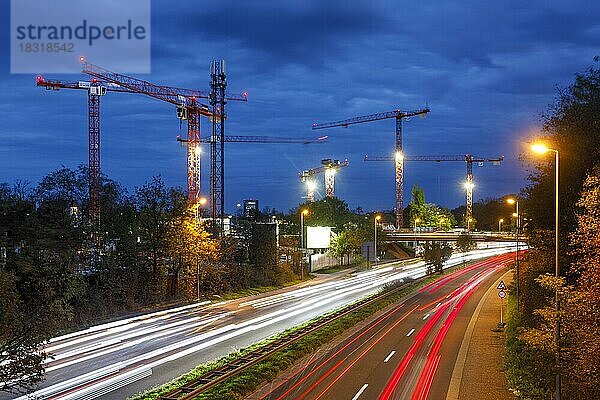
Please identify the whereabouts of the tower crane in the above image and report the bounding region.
[82,59,249,234]
[299,159,349,201]
[364,154,504,224]
[40,62,321,240]
[35,75,182,246]
[312,108,430,228]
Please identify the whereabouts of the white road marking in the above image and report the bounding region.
[423,313,430,320]
[352,384,369,400]
[384,351,396,362]
[406,328,415,337]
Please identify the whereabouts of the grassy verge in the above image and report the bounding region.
[131,264,466,400]
[504,286,553,399]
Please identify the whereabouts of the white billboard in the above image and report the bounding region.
[306,226,331,249]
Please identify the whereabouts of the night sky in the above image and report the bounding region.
[1,1,598,214]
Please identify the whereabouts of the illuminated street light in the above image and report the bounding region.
[300,209,309,280]
[507,197,520,310]
[395,151,404,162]
[195,196,208,302]
[374,215,382,266]
[531,142,561,400]
[413,217,421,232]
[531,143,550,154]
[464,181,475,190]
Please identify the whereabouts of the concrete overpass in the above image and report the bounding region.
[384,231,522,243]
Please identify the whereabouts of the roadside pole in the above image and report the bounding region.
[497,280,507,328]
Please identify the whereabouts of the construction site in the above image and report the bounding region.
[34,57,511,261]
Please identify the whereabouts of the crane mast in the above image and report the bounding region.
[210,60,227,234]
[312,108,429,228]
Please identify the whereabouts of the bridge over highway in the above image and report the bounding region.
[384,231,523,242]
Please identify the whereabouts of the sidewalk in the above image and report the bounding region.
[446,270,514,400]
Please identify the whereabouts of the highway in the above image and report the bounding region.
[6,244,517,400]
[252,252,515,400]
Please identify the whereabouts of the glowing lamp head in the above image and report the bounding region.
[79,56,85,62]
[506,198,516,205]
[302,209,309,216]
[512,212,518,218]
[464,181,475,190]
[198,197,207,205]
[395,151,404,162]
[468,218,473,222]
[531,143,550,154]
[415,218,421,223]
[375,215,382,221]
[499,218,504,223]
[306,180,317,190]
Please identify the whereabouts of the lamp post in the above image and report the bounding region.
[507,198,520,310]
[196,197,208,301]
[300,209,309,279]
[498,218,504,232]
[413,217,421,231]
[467,217,473,231]
[374,215,381,266]
[532,143,560,400]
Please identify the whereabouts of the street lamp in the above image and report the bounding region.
[467,217,473,231]
[374,215,382,266]
[195,196,208,301]
[498,218,504,232]
[300,209,309,279]
[507,198,520,310]
[531,142,561,400]
[414,217,421,231]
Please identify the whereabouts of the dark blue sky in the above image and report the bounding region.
[1,1,598,213]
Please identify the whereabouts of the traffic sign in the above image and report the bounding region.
[498,290,506,299]
[496,280,507,290]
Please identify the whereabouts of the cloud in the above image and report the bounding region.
[0,0,599,212]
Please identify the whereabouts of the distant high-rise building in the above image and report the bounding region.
[243,199,259,219]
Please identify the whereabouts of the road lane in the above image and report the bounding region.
[254,252,515,400]
[4,245,517,400]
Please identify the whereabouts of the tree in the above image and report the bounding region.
[519,166,600,399]
[166,210,218,298]
[523,66,600,235]
[0,181,82,394]
[423,241,453,274]
[294,197,354,231]
[456,232,476,255]
[329,229,361,265]
[409,183,455,229]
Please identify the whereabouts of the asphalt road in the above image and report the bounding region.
[253,252,514,400]
[5,243,517,400]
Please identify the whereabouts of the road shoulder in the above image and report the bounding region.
[446,270,514,400]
